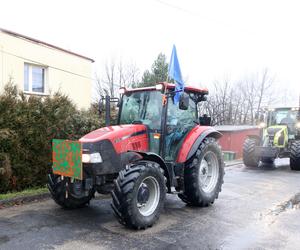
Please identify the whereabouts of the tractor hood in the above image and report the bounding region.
[79,124,147,144]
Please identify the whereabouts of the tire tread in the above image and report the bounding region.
[290,140,300,170]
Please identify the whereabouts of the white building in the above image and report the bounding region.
[0,28,94,108]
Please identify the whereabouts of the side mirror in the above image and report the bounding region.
[199,115,211,126]
[179,92,189,110]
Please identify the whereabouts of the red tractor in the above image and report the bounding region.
[48,83,225,229]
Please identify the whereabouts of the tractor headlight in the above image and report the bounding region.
[82,152,103,163]
[296,122,300,129]
[258,122,266,128]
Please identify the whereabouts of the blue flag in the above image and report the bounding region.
[168,45,184,104]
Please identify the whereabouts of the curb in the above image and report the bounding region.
[225,160,243,167]
[0,192,112,209]
[0,192,50,209]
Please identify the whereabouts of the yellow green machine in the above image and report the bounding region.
[243,107,300,170]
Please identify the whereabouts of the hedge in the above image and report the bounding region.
[0,84,102,193]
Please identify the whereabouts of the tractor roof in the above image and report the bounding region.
[269,107,300,111]
[122,82,209,95]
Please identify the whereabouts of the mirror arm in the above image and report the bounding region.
[165,89,183,97]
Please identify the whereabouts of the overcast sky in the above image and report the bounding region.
[1,0,299,104]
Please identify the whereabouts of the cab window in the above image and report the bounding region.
[120,91,162,130]
[165,94,197,161]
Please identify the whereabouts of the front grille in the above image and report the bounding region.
[268,136,274,145]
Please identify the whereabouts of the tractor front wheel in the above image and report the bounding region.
[243,138,260,167]
[111,161,166,229]
[47,172,94,209]
[178,137,224,206]
[290,141,300,171]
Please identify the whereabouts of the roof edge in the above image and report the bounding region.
[0,28,95,63]
[124,82,209,94]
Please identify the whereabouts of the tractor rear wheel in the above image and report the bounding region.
[111,161,166,229]
[47,172,94,209]
[178,137,224,207]
[290,140,300,170]
[243,138,260,167]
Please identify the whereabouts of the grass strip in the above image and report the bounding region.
[0,187,48,200]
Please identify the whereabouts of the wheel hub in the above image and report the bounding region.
[198,151,220,193]
[137,183,150,204]
[137,176,160,217]
[200,160,209,180]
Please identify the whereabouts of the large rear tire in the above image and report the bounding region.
[47,172,94,209]
[178,137,224,206]
[243,138,260,167]
[111,161,166,229]
[290,141,300,171]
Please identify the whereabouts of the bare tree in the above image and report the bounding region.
[104,59,116,98]
[202,69,277,126]
[94,58,141,102]
[123,62,141,88]
[255,68,275,113]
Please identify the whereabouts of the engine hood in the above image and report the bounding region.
[79,124,147,144]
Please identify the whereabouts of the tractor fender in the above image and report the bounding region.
[176,126,222,163]
[120,151,144,167]
[129,151,172,191]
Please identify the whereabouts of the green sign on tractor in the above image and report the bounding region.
[52,139,82,180]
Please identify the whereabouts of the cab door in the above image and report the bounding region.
[164,94,197,161]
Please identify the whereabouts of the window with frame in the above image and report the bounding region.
[165,95,197,161]
[24,63,46,94]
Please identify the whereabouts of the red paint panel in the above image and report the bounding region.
[218,128,260,158]
[124,82,208,95]
[79,124,149,154]
[114,134,149,154]
[80,124,146,143]
[176,125,212,163]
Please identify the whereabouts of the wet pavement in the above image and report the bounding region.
[1,158,300,250]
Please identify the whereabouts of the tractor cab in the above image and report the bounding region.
[267,107,300,139]
[118,83,210,161]
[243,106,300,169]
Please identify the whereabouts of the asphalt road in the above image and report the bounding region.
[1,159,300,250]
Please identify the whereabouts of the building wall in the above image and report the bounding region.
[0,31,93,109]
[218,128,260,159]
